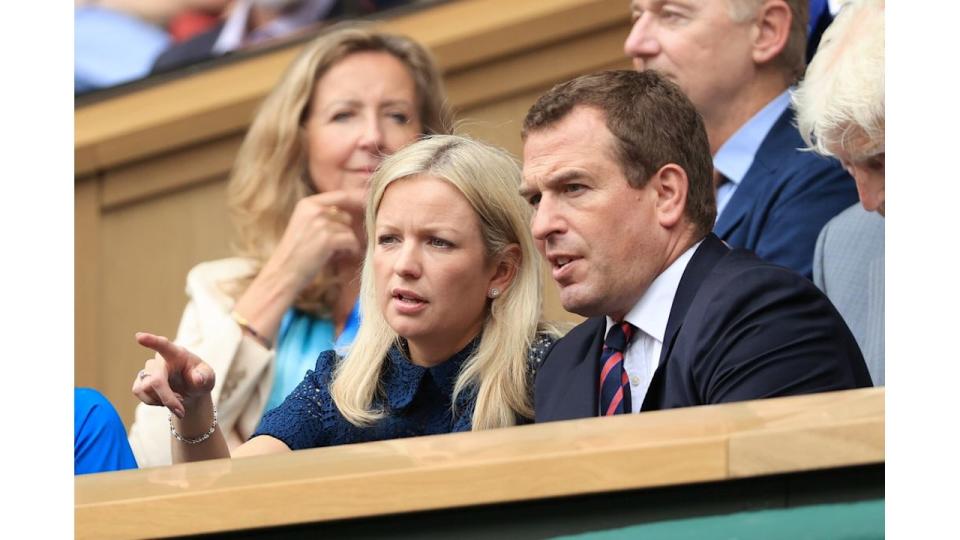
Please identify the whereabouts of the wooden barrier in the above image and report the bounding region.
[75,387,884,539]
[74,0,632,425]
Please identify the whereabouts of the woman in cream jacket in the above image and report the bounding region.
[128,25,451,467]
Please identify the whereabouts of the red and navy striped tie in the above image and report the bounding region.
[599,322,636,416]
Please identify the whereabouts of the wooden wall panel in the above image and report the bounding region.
[75,177,100,388]
[98,179,234,425]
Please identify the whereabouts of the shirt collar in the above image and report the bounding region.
[213,0,336,55]
[607,240,703,344]
[712,90,792,185]
[382,336,480,411]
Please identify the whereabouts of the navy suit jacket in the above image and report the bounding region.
[535,234,872,423]
[714,108,858,279]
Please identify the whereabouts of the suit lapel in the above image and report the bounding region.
[542,317,605,420]
[714,108,794,239]
[656,234,729,367]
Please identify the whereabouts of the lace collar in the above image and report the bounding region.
[382,336,480,411]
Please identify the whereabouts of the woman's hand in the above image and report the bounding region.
[132,332,216,419]
[267,189,367,294]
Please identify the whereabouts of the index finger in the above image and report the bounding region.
[135,332,191,364]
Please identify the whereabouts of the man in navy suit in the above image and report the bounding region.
[520,70,871,423]
[623,0,858,278]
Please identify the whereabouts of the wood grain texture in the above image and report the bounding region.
[75,388,884,540]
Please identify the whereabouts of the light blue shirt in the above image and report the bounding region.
[713,90,792,217]
[264,300,361,412]
[75,7,171,93]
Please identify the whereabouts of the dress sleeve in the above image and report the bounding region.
[252,350,340,450]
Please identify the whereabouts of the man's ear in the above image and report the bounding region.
[651,163,688,229]
[751,0,792,65]
[488,243,521,296]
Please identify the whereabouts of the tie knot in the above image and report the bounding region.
[603,321,635,353]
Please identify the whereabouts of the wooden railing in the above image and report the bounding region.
[75,0,632,424]
[75,387,884,539]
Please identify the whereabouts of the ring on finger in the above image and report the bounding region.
[138,369,149,381]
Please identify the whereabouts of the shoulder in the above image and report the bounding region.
[714,249,816,287]
[755,112,847,183]
[309,350,341,382]
[694,250,827,318]
[74,388,126,437]
[187,257,257,283]
[537,317,604,371]
[185,257,257,301]
[526,332,559,373]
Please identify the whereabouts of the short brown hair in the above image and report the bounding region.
[727,0,808,83]
[522,70,716,236]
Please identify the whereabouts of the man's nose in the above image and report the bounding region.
[530,196,563,244]
[623,14,661,64]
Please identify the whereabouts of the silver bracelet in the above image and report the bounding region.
[169,405,218,445]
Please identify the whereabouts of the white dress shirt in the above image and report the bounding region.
[603,240,702,413]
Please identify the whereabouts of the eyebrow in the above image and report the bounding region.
[519,169,587,199]
[320,99,414,111]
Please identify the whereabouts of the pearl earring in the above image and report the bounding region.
[488,288,501,299]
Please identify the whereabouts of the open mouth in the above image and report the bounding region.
[393,289,427,304]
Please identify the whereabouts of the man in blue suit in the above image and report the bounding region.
[521,70,871,422]
[623,0,858,278]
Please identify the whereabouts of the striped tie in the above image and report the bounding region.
[599,322,636,416]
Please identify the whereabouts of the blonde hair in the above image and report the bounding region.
[727,0,809,83]
[793,0,884,162]
[329,135,545,430]
[226,24,452,313]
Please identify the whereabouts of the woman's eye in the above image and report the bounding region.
[527,193,542,208]
[331,111,354,122]
[377,234,399,245]
[388,112,410,124]
[428,237,453,249]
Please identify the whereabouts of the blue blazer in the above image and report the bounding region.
[714,108,859,279]
[534,234,872,423]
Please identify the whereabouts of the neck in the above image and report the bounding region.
[407,326,482,368]
[608,227,700,322]
[704,73,790,156]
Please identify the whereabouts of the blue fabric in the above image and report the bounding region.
[807,0,835,63]
[75,7,171,93]
[75,388,138,475]
[712,107,859,279]
[265,300,362,412]
[713,91,792,217]
[253,339,480,449]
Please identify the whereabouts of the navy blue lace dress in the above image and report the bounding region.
[252,334,555,449]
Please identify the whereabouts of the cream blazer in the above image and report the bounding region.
[128,258,278,468]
